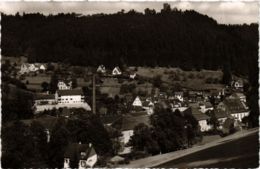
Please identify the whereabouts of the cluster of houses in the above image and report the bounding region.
[101,87,249,156]
[97,65,137,79]
[19,63,47,74]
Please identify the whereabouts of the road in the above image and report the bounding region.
[156,131,259,168]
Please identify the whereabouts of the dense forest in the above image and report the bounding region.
[1,4,258,76]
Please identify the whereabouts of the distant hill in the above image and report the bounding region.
[1,5,258,76]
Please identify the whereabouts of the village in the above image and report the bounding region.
[1,55,250,168]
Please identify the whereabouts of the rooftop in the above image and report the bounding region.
[57,89,83,96]
[183,107,210,121]
[120,114,151,131]
[35,93,55,100]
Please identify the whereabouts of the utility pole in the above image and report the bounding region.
[92,74,96,114]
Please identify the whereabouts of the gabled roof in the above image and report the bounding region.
[223,98,247,114]
[57,89,83,96]
[64,143,96,160]
[214,109,229,119]
[183,107,210,121]
[120,115,150,131]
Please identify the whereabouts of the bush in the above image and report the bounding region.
[188,73,195,79]
[205,77,214,84]
[197,73,205,79]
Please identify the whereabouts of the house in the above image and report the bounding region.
[173,91,184,102]
[213,109,229,127]
[20,63,46,74]
[56,89,85,104]
[129,72,137,79]
[117,114,150,155]
[34,93,57,105]
[64,143,97,169]
[230,92,246,103]
[34,89,91,113]
[112,66,122,76]
[231,79,243,90]
[217,98,249,122]
[199,102,213,113]
[188,91,204,103]
[142,100,154,115]
[97,65,106,74]
[58,80,72,90]
[39,64,46,70]
[132,96,142,107]
[183,107,211,132]
[171,101,188,112]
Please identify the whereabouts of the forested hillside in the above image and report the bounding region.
[1,5,258,76]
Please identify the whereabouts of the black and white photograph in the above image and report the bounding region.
[0,1,259,168]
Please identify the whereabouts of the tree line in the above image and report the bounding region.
[1,4,258,77]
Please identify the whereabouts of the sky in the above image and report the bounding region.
[0,1,259,24]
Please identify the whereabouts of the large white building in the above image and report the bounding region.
[57,89,85,104]
[34,89,91,113]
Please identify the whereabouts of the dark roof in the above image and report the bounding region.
[121,115,150,131]
[183,107,210,121]
[64,143,96,160]
[35,93,55,100]
[223,98,247,114]
[57,89,83,96]
[214,109,228,119]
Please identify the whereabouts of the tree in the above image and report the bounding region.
[144,8,156,15]
[222,63,232,85]
[153,75,162,88]
[48,118,70,168]
[2,121,35,168]
[129,123,160,155]
[30,121,49,161]
[72,78,77,89]
[206,110,219,131]
[49,73,58,93]
[41,81,49,92]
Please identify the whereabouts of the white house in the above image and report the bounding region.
[183,107,211,132]
[142,100,155,115]
[39,64,46,70]
[20,63,46,74]
[173,91,184,102]
[132,96,142,107]
[129,72,137,79]
[58,80,72,90]
[56,89,85,104]
[112,66,122,76]
[97,65,106,74]
[64,143,97,169]
[217,98,249,122]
